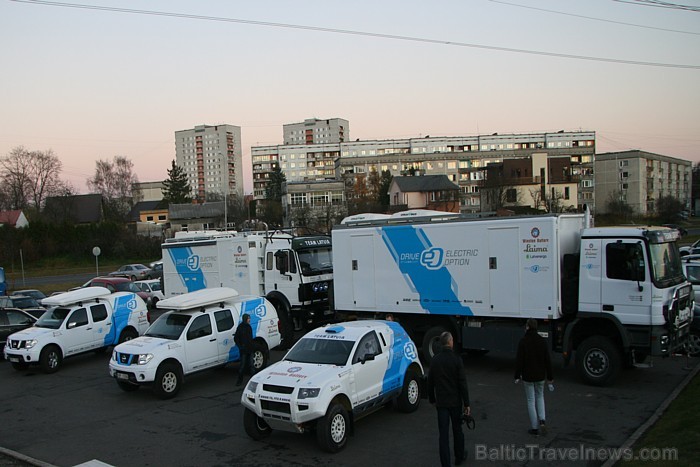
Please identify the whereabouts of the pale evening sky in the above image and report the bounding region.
[1,0,699,194]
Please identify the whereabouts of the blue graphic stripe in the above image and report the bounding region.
[227,298,266,362]
[382,322,408,394]
[105,294,132,346]
[167,247,207,292]
[381,226,473,316]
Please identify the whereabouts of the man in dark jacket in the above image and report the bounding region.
[514,318,554,435]
[428,331,471,467]
[235,313,254,386]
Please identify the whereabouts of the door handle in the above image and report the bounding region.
[602,304,614,311]
[210,338,217,342]
[87,327,93,330]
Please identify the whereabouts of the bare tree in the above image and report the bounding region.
[88,156,139,220]
[0,146,64,211]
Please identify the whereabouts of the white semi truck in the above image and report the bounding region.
[332,210,693,386]
[162,230,333,347]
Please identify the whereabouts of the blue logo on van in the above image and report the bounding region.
[187,255,200,270]
[254,304,266,318]
[420,247,444,270]
[404,342,417,360]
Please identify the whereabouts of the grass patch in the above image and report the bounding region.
[619,371,700,466]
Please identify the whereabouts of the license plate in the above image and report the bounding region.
[8,356,20,363]
[116,372,129,380]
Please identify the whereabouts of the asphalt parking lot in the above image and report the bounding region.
[0,347,697,467]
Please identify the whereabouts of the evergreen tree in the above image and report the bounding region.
[162,160,193,204]
[265,165,286,201]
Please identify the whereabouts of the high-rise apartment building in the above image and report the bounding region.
[283,118,348,145]
[175,124,243,201]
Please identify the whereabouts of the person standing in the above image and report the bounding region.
[428,331,471,467]
[235,313,254,386]
[514,318,554,435]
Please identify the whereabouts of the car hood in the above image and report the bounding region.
[113,335,178,354]
[7,326,54,341]
[253,360,349,388]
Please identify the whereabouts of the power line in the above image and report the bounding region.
[10,0,700,70]
[489,0,700,35]
[612,0,700,12]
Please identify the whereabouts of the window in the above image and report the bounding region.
[4,310,33,325]
[606,243,644,281]
[352,331,382,364]
[214,310,234,332]
[187,315,212,340]
[564,187,570,200]
[506,188,517,203]
[90,304,108,323]
[67,308,89,328]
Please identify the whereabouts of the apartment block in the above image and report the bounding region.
[283,118,349,145]
[595,150,691,215]
[175,124,244,201]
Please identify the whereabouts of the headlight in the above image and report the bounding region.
[25,339,38,349]
[137,354,154,365]
[298,388,320,399]
[246,381,258,393]
[112,350,117,361]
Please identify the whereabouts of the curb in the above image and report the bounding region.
[0,446,57,467]
[602,356,700,467]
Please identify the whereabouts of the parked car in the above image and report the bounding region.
[83,277,150,303]
[149,262,163,280]
[109,264,153,281]
[134,280,165,309]
[1,308,37,352]
[241,320,424,452]
[681,259,700,356]
[662,224,688,237]
[0,295,47,319]
[14,289,48,302]
[679,239,700,257]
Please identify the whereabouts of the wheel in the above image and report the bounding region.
[271,300,294,349]
[243,408,272,440]
[153,362,182,399]
[11,361,29,371]
[687,332,700,357]
[575,336,621,386]
[251,340,269,372]
[130,275,137,281]
[117,381,140,392]
[40,345,62,374]
[397,369,421,413]
[118,328,138,344]
[421,326,447,365]
[316,402,349,453]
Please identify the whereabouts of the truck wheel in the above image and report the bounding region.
[397,369,421,413]
[273,301,294,349]
[576,336,621,386]
[251,341,269,372]
[316,402,349,453]
[153,362,182,399]
[688,332,700,357]
[422,326,447,365]
[243,408,272,440]
[117,381,140,392]
[40,345,62,374]
[11,361,29,371]
[118,328,138,344]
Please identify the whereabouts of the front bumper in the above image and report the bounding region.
[109,361,158,384]
[4,343,42,365]
[241,384,328,431]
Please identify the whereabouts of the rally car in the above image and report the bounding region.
[241,320,423,452]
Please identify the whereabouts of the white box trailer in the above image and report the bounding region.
[332,211,693,386]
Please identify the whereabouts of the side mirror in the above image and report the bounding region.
[67,321,77,329]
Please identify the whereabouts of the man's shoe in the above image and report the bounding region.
[528,429,539,435]
[539,421,547,435]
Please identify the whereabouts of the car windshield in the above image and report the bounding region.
[12,297,41,309]
[35,307,71,329]
[17,290,46,300]
[145,313,191,340]
[134,265,147,270]
[115,282,141,293]
[149,282,161,291]
[284,337,355,365]
[649,242,685,286]
[297,247,333,276]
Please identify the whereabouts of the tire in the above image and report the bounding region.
[40,345,62,374]
[421,326,447,365]
[153,362,182,399]
[576,336,622,386]
[11,361,29,371]
[243,408,272,440]
[397,369,421,413]
[687,332,700,357]
[118,328,138,344]
[117,381,140,392]
[316,402,350,453]
[130,275,137,281]
[272,299,294,349]
[251,340,269,372]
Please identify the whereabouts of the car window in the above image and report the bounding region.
[285,337,355,366]
[90,304,108,322]
[352,331,382,364]
[13,297,40,309]
[214,309,234,332]
[67,308,89,328]
[36,307,70,329]
[0,311,8,325]
[146,313,191,340]
[115,282,140,293]
[187,315,212,340]
[150,282,161,291]
[6,310,33,325]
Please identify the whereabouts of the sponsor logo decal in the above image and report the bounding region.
[187,255,200,270]
[404,342,417,360]
[288,367,302,373]
[420,247,443,270]
[254,303,267,318]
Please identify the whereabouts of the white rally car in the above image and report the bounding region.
[109,287,281,399]
[241,320,423,452]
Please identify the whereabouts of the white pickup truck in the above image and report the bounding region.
[109,287,281,399]
[4,287,149,373]
[241,320,424,452]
